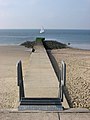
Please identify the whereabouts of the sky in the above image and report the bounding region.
[0,0,90,29]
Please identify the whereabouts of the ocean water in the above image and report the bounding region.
[0,29,90,50]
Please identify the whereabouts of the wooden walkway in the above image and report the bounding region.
[23,43,59,98]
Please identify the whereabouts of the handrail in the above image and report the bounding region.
[17,60,66,104]
[60,61,66,102]
[17,60,25,101]
[61,61,66,86]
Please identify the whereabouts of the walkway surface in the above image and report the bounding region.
[24,43,59,98]
[0,109,90,120]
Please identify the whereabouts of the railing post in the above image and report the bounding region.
[17,60,25,101]
[61,61,66,86]
[60,80,64,102]
[60,61,66,102]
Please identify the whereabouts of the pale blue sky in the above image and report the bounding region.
[0,0,90,29]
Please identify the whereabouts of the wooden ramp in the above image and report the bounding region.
[24,44,59,98]
[17,42,65,111]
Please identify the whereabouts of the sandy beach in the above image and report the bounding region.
[0,46,30,109]
[51,48,90,109]
[0,45,90,110]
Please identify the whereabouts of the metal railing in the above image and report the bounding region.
[17,60,25,101]
[44,50,66,103]
[17,60,66,104]
[60,61,66,102]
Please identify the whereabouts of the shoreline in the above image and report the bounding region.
[0,38,90,51]
[69,46,90,51]
[69,44,90,50]
[20,40,90,51]
[0,44,20,47]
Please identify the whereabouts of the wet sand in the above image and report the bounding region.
[0,46,30,109]
[51,48,90,109]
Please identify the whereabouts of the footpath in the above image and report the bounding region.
[0,108,90,120]
[24,43,59,98]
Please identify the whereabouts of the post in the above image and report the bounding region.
[60,80,64,102]
[17,60,25,101]
[60,61,66,102]
[61,61,66,86]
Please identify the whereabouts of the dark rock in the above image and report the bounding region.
[20,40,68,50]
[43,40,67,50]
[20,41,35,48]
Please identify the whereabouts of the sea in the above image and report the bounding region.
[0,29,90,50]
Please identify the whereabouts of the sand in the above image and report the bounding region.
[0,46,30,109]
[51,48,90,109]
[0,45,90,110]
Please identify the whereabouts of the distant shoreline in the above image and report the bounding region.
[0,29,90,49]
[0,40,90,51]
[20,40,90,51]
